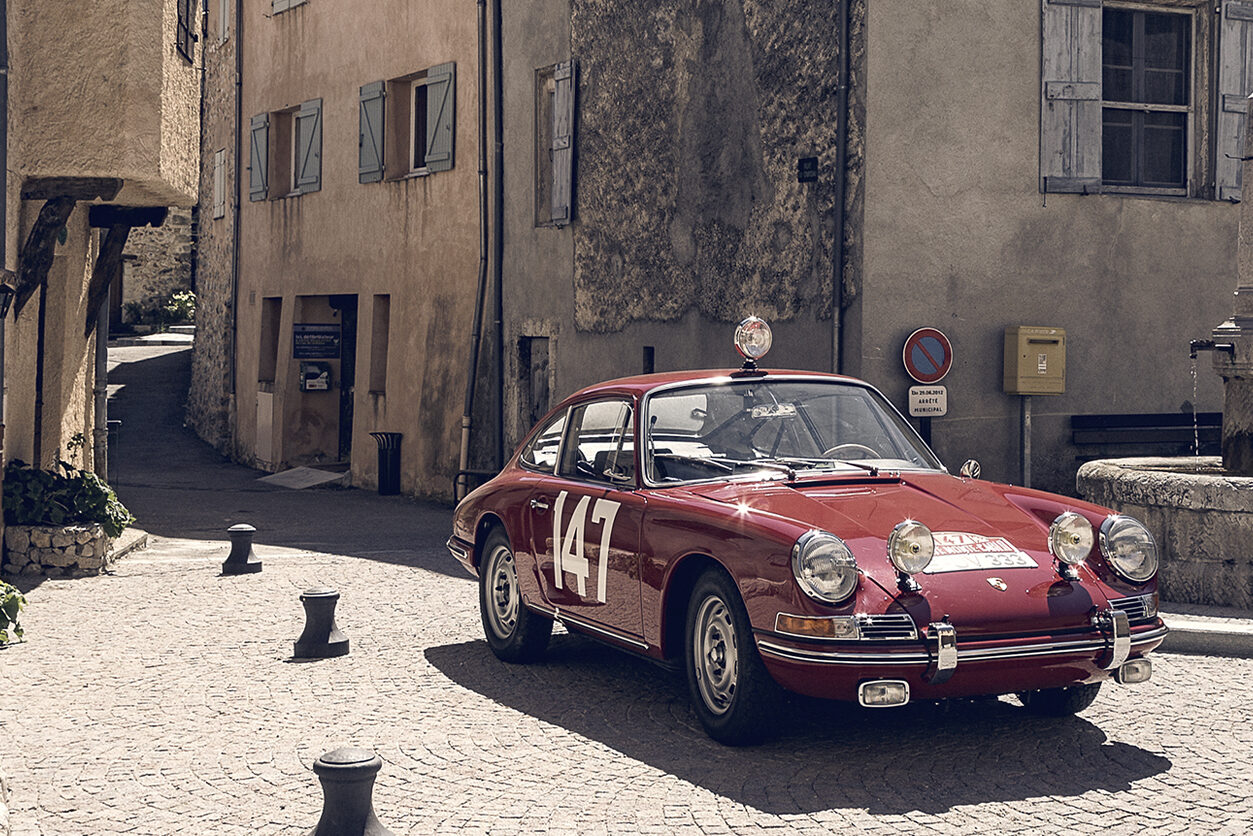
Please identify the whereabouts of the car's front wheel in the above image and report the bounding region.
[479,527,551,662]
[1018,682,1102,716]
[685,569,780,745]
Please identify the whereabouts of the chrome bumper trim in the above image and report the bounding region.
[445,537,470,561]
[757,624,1167,667]
[927,622,958,684]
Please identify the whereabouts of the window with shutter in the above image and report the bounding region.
[295,99,323,194]
[1040,0,1103,194]
[551,60,576,225]
[359,82,386,184]
[249,114,269,202]
[424,63,456,173]
[213,149,226,219]
[219,0,230,44]
[1218,0,1253,201]
[272,0,308,13]
[176,0,196,62]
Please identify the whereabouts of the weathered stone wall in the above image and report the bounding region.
[187,0,238,452]
[570,0,847,331]
[121,209,194,321]
[2,524,113,578]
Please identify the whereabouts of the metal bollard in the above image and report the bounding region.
[221,523,263,575]
[308,747,394,836]
[293,588,350,658]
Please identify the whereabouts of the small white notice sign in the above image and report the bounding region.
[909,385,948,417]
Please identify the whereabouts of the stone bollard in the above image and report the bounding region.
[294,588,350,658]
[221,523,263,575]
[308,748,394,836]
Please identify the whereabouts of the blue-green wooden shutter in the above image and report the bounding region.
[551,60,576,225]
[359,81,386,183]
[249,113,269,201]
[425,63,455,172]
[1218,1,1253,201]
[296,98,323,193]
[1040,0,1102,194]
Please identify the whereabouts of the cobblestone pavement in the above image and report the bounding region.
[2,534,1251,835]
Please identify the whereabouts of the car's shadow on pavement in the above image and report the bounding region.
[425,634,1171,815]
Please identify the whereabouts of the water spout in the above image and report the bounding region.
[1189,339,1235,360]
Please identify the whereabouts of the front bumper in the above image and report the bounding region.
[756,610,1167,703]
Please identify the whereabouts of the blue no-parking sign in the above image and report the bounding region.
[902,328,953,385]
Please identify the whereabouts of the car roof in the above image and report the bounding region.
[562,368,869,403]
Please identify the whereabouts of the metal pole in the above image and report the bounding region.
[1021,395,1032,488]
[93,290,108,474]
[1,0,9,452]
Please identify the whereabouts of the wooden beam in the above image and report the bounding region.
[14,196,76,315]
[87,205,167,229]
[84,224,132,337]
[20,176,122,202]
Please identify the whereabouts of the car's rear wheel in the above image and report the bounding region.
[1017,682,1102,716]
[479,527,551,662]
[685,569,779,745]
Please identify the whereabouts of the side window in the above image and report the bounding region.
[558,401,635,485]
[520,411,566,473]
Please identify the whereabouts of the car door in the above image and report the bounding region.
[526,398,645,644]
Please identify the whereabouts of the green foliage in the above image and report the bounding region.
[124,289,196,330]
[2,459,135,539]
[1,580,26,645]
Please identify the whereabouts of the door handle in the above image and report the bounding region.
[530,498,550,512]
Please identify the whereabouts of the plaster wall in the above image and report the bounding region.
[229,0,481,498]
[10,0,197,207]
[502,0,849,453]
[860,0,1235,493]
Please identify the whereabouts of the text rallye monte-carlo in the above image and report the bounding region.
[447,318,1166,744]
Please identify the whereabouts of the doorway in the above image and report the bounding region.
[329,294,358,461]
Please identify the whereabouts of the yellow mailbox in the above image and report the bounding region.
[1004,326,1066,395]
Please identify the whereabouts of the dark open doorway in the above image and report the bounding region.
[329,294,358,462]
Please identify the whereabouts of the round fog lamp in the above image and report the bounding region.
[1100,515,1159,582]
[1049,512,1094,566]
[888,520,934,575]
[734,316,773,361]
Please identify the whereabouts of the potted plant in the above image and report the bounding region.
[0,579,24,645]
[2,456,134,577]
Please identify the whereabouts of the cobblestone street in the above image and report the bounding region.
[2,346,1250,835]
[2,534,1251,835]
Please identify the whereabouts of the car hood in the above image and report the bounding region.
[684,471,1114,638]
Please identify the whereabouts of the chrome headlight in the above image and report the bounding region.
[887,520,934,575]
[1049,512,1094,566]
[1100,515,1159,582]
[792,531,859,604]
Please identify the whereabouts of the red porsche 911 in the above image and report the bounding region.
[447,318,1166,744]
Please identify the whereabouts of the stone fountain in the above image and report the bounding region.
[1077,126,1253,610]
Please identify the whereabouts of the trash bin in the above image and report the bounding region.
[369,432,403,496]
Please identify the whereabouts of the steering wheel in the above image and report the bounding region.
[822,443,880,460]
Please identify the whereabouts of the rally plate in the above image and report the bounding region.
[923,532,1038,574]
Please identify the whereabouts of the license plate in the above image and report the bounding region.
[923,532,1039,574]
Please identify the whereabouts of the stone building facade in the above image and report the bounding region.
[189,0,483,498]
[116,208,195,328]
[2,0,198,476]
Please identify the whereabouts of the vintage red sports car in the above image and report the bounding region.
[447,318,1166,744]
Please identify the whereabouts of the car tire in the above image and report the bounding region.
[684,569,780,745]
[1017,682,1102,716]
[479,527,551,663]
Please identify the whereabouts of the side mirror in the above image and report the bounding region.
[959,459,981,479]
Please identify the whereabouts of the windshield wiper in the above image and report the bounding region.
[762,456,880,477]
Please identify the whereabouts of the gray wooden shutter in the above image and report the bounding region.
[249,113,269,201]
[1040,0,1102,194]
[551,60,576,225]
[296,98,323,194]
[1218,1,1253,201]
[359,81,386,184]
[424,62,455,172]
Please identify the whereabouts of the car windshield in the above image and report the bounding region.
[643,378,943,484]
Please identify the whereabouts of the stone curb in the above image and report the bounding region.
[108,336,193,347]
[107,527,149,562]
[1159,608,1253,659]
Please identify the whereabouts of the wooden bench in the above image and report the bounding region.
[1070,412,1221,458]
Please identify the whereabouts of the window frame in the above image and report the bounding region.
[1100,3,1196,195]
[176,0,196,62]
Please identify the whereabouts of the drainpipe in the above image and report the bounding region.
[229,0,243,399]
[458,0,491,500]
[491,0,505,471]
[1,0,9,453]
[92,291,107,474]
[832,0,850,373]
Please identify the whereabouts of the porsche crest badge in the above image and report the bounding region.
[986,577,1008,591]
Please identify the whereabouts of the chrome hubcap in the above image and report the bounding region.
[693,595,737,715]
[485,544,519,639]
